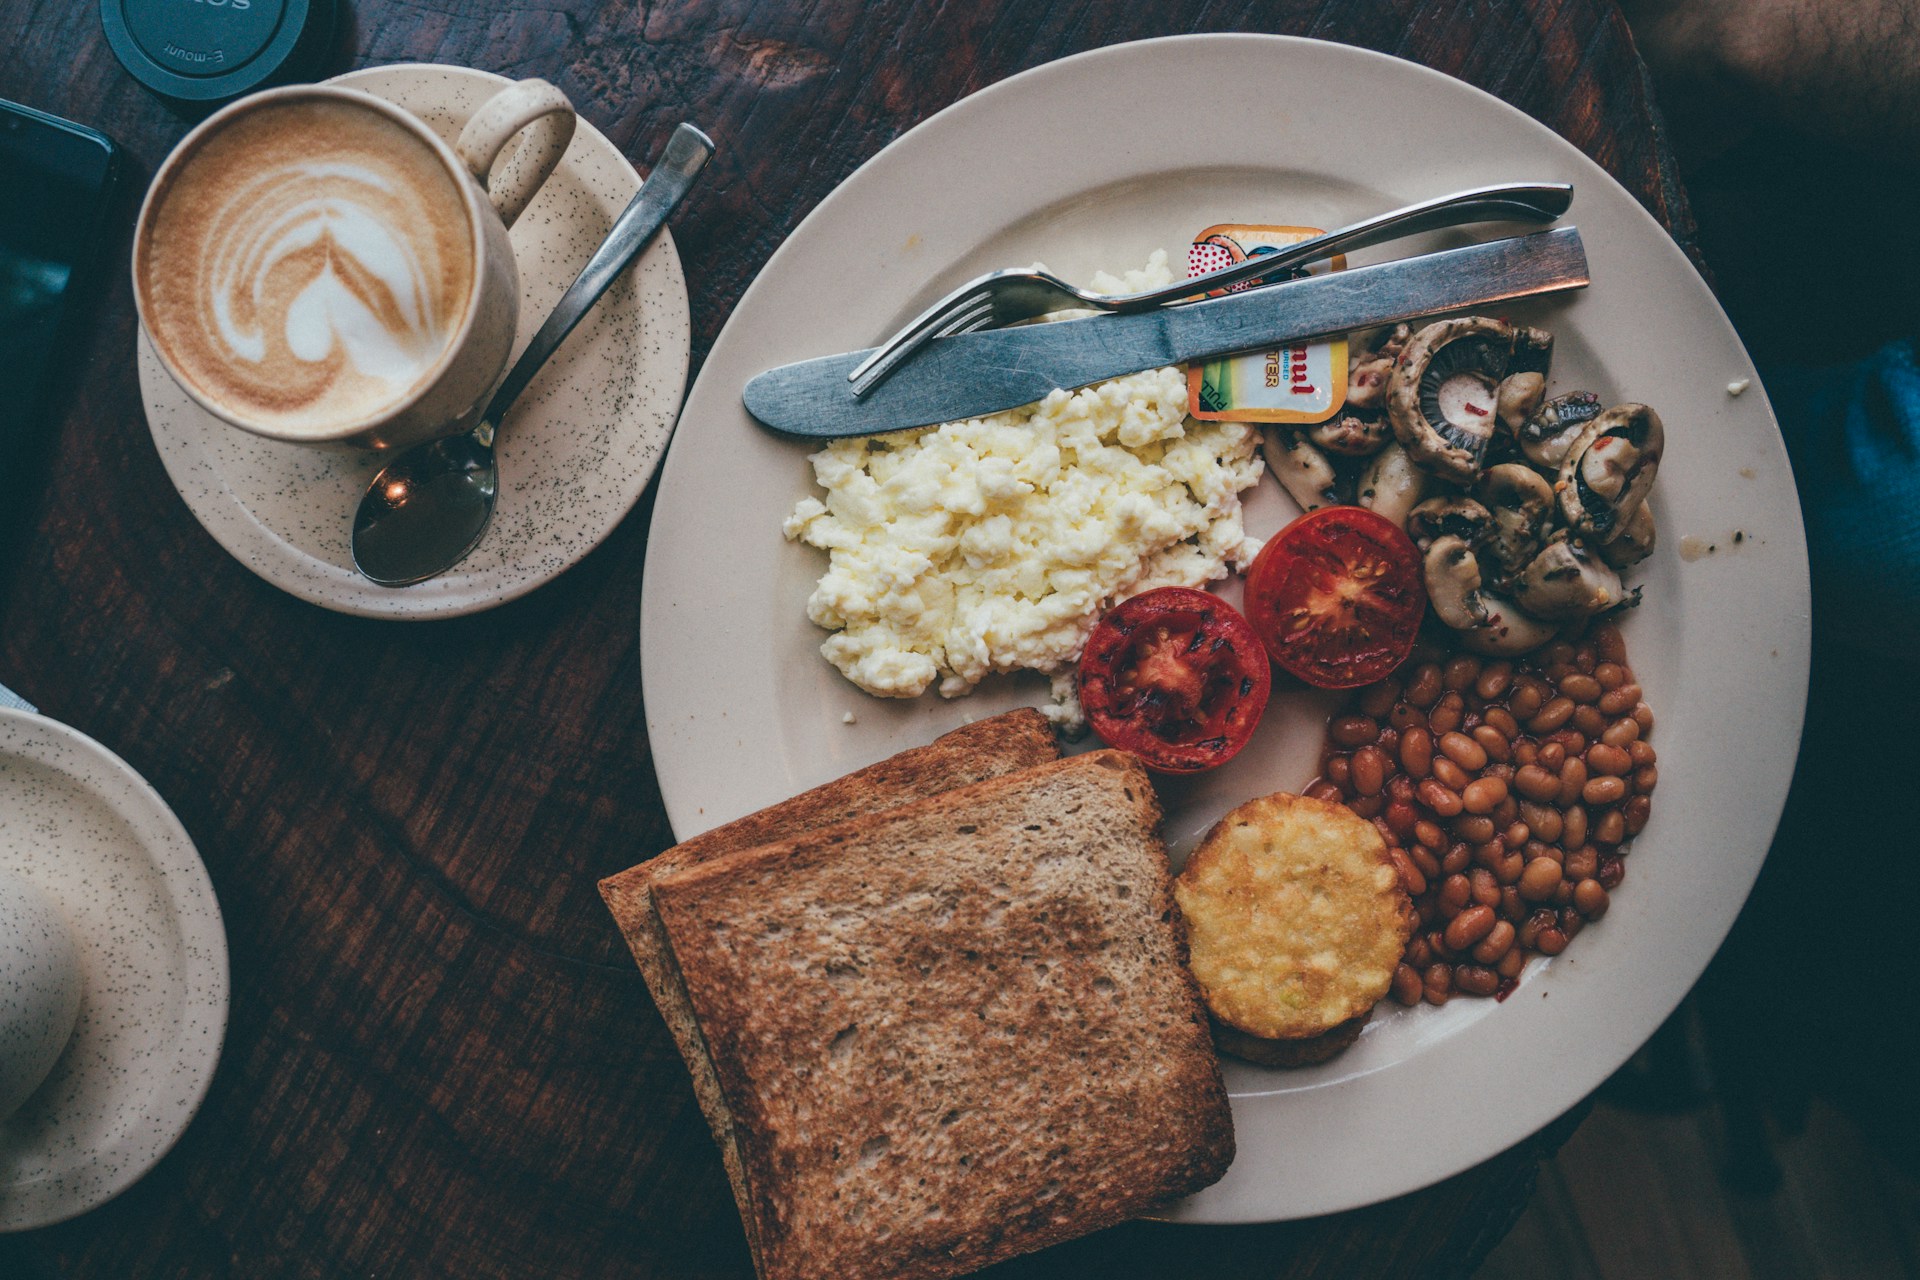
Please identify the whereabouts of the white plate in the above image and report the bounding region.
[141,62,691,619]
[640,35,1810,1221]
[0,709,229,1231]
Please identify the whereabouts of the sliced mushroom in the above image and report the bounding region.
[1424,535,1489,629]
[1458,596,1560,656]
[1345,324,1412,412]
[1356,441,1429,529]
[1388,317,1525,484]
[1557,403,1664,543]
[1478,463,1556,580]
[1518,391,1603,468]
[1263,425,1343,512]
[1515,537,1626,620]
[1508,325,1554,375]
[1308,410,1391,457]
[1406,495,1492,550]
[1598,501,1656,569]
[1496,372,1546,433]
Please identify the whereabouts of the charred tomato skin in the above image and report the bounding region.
[1077,586,1271,774]
[1244,506,1426,689]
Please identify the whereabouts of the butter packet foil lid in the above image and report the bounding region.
[1187,226,1347,423]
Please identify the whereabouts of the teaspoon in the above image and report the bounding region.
[352,122,714,587]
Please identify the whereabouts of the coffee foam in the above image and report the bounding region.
[139,98,476,435]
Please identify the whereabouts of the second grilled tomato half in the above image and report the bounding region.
[1243,505,1425,689]
[1078,587,1271,773]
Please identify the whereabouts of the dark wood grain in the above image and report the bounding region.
[0,1,1687,1275]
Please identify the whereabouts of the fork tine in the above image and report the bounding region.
[850,294,997,397]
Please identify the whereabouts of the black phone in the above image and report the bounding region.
[0,99,118,532]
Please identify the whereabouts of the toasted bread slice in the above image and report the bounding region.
[1175,792,1411,1054]
[651,751,1234,1280]
[597,709,1058,1263]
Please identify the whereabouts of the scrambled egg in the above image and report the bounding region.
[783,256,1265,730]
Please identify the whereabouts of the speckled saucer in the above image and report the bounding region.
[139,63,692,619]
[0,708,229,1231]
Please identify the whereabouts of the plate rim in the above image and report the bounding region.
[140,61,692,620]
[638,31,1812,1222]
[0,706,231,1232]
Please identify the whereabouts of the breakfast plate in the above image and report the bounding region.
[0,708,229,1231]
[639,34,1810,1221]
[140,63,691,620]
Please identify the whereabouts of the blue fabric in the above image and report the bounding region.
[0,681,32,713]
[1763,338,1920,658]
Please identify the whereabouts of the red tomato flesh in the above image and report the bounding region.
[1077,587,1271,773]
[1244,506,1426,689]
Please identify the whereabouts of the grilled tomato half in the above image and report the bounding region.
[1244,505,1425,689]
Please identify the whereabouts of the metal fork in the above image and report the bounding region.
[845,181,1573,397]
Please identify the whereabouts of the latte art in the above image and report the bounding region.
[139,100,476,435]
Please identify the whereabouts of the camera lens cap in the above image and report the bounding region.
[102,0,337,105]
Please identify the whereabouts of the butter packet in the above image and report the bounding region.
[1187,225,1347,423]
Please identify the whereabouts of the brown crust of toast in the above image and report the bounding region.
[594,709,1058,1267]
[651,751,1234,1280]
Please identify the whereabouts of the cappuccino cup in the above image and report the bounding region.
[133,79,577,451]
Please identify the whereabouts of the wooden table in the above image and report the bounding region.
[0,2,1692,1275]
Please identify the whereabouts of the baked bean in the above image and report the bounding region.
[1390,848,1427,897]
[1497,852,1525,884]
[1594,661,1627,690]
[1372,816,1396,847]
[1388,774,1415,804]
[1442,843,1472,875]
[1599,681,1644,717]
[1562,845,1598,882]
[1331,714,1379,747]
[1352,746,1388,796]
[1405,663,1443,707]
[1561,673,1603,703]
[1633,701,1655,733]
[1635,765,1659,794]
[1514,764,1559,803]
[1325,754,1353,790]
[1572,704,1607,736]
[1623,795,1652,835]
[1453,814,1498,845]
[1444,655,1482,691]
[1438,730,1487,771]
[1529,696,1575,733]
[1629,739,1657,767]
[1462,776,1508,814]
[1348,792,1383,818]
[1489,764,1518,786]
[1392,963,1424,1005]
[1575,643,1597,672]
[1307,781,1343,803]
[1390,700,1425,731]
[1548,728,1589,758]
[1358,680,1401,720]
[1416,898,1438,927]
[1466,664,1508,703]
[1439,874,1472,911]
[1601,717,1641,748]
[1418,780,1464,817]
[1519,856,1563,901]
[1504,821,1531,850]
[1445,904,1497,951]
[1386,801,1420,839]
[1472,840,1505,871]
[1546,642,1576,668]
[1592,624,1628,666]
[1587,743,1632,776]
[1399,726,1434,778]
[1501,886,1527,921]
[1535,926,1570,956]
[1414,819,1446,850]
[1557,757,1589,807]
[1455,964,1500,997]
[1518,800,1562,844]
[1497,946,1527,979]
[1433,757,1472,792]
[1583,775,1629,806]
[1554,879,1576,906]
[1429,692,1466,735]
[1485,706,1521,740]
[1377,727,1400,757]
[1472,920,1516,963]
[1470,867,1501,908]
[1473,724,1512,763]
[1574,878,1609,918]
[1559,907,1585,940]
[1538,741,1567,771]
[1405,935,1433,968]
[1410,845,1441,880]
[1594,808,1626,846]
[1525,840,1561,864]
[1519,909,1557,949]
[1514,740,1540,766]
[1562,804,1589,850]
[1597,854,1625,890]
[1509,682,1545,720]
[1423,964,1452,1004]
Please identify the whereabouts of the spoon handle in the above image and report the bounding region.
[477,123,715,438]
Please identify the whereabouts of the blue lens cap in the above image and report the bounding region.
[102,0,338,105]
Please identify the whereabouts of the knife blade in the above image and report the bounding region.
[743,228,1587,438]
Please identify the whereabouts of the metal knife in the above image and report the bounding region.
[743,227,1587,438]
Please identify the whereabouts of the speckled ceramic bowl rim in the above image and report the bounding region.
[0,708,230,1232]
[132,83,493,445]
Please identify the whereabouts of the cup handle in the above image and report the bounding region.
[455,79,577,229]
